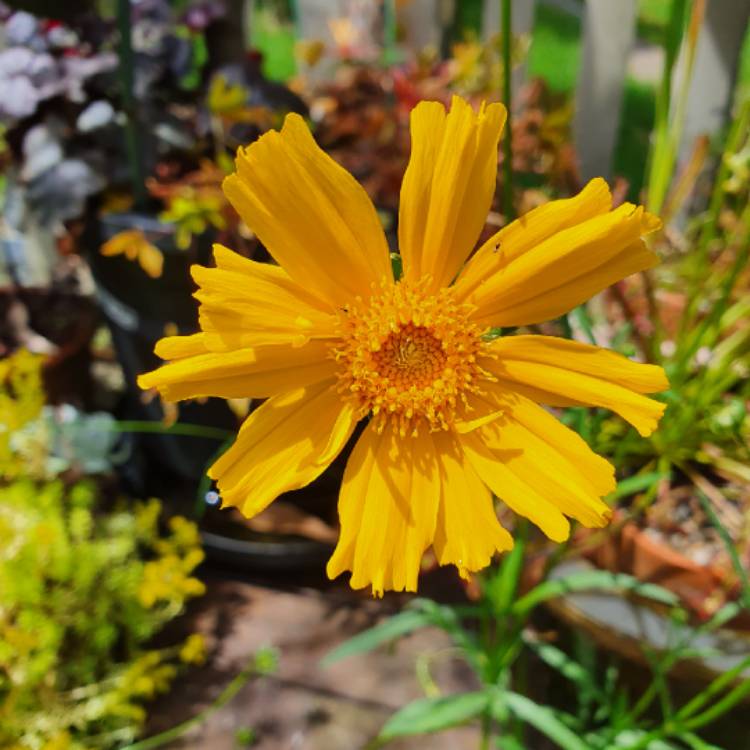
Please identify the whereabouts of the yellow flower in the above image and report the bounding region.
[138,96,668,596]
[295,39,326,68]
[159,188,227,250]
[100,229,164,278]
[40,732,72,750]
[0,349,45,479]
[207,74,248,115]
[179,633,207,665]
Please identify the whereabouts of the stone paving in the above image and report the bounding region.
[148,570,481,749]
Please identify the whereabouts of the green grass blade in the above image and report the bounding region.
[696,491,750,608]
[321,609,432,666]
[512,570,679,617]
[500,692,591,750]
[523,636,604,703]
[610,472,670,500]
[675,654,750,722]
[378,691,490,741]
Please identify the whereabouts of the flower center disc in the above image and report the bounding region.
[372,323,447,389]
[333,280,490,435]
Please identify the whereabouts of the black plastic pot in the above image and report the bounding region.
[85,211,236,492]
[86,211,341,573]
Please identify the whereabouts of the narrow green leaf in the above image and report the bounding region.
[390,252,403,280]
[678,731,724,750]
[486,528,526,615]
[683,679,750,731]
[409,600,484,671]
[696,491,750,608]
[612,728,681,750]
[569,305,597,345]
[512,570,679,617]
[610,472,670,500]
[482,326,504,341]
[499,692,591,750]
[676,655,750,723]
[321,609,431,666]
[698,602,743,633]
[378,691,489,741]
[524,637,602,701]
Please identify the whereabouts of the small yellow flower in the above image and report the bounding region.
[207,74,248,115]
[179,633,207,665]
[295,39,326,68]
[138,554,205,608]
[100,229,164,278]
[40,732,72,750]
[159,188,227,250]
[0,349,45,479]
[139,96,668,596]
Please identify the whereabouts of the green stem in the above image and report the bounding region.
[111,420,233,441]
[116,0,147,209]
[618,727,671,750]
[677,95,750,344]
[672,202,750,383]
[676,655,750,722]
[383,0,399,66]
[194,436,235,518]
[121,656,260,750]
[682,680,750,731]
[698,95,750,252]
[479,606,492,749]
[501,0,514,221]
[479,716,491,750]
[696,491,750,608]
[645,0,689,213]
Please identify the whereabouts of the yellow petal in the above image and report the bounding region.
[137,339,336,402]
[154,332,209,359]
[431,429,513,578]
[100,229,141,257]
[223,113,391,307]
[459,428,571,542]
[458,198,660,327]
[454,177,612,299]
[485,335,668,436]
[327,424,440,596]
[461,390,614,536]
[208,380,358,516]
[193,244,337,349]
[138,242,164,278]
[400,96,506,290]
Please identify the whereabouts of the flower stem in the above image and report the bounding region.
[116,0,147,210]
[501,0,514,221]
[111,420,233,441]
[479,716,491,750]
[121,656,260,750]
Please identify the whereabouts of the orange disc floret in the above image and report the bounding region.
[332,278,493,436]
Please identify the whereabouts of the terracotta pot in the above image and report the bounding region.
[581,516,750,631]
[545,559,750,687]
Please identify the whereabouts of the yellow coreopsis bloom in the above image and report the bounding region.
[139,96,668,596]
